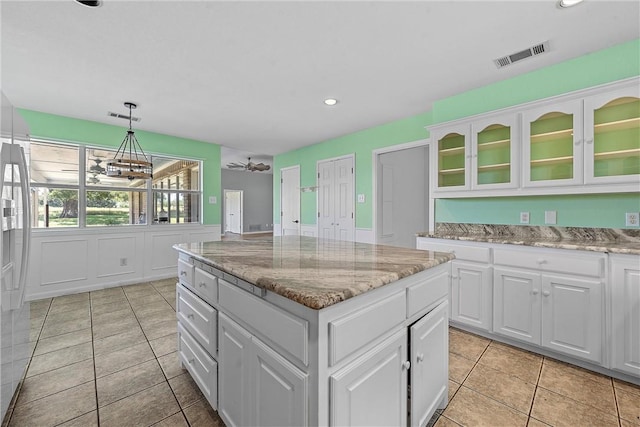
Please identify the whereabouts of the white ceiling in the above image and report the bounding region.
[1,0,639,163]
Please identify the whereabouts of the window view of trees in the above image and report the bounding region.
[30,142,201,228]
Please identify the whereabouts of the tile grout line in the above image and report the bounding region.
[611,379,622,427]
[90,289,101,427]
[525,354,546,426]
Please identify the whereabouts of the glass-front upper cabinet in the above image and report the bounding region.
[434,124,470,190]
[583,87,640,184]
[522,100,583,187]
[471,114,518,189]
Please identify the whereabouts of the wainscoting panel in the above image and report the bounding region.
[39,239,89,286]
[96,235,139,278]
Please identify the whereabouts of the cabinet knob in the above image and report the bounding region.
[450,275,458,280]
[417,353,425,363]
[402,360,411,370]
[188,358,194,365]
[585,139,594,144]
[187,313,194,319]
[542,290,551,297]
[180,270,187,276]
[198,282,206,287]
[574,139,582,146]
[532,288,539,295]
[536,259,547,265]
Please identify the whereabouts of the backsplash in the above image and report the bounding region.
[433,223,640,243]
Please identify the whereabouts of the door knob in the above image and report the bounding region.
[293,220,299,223]
[417,353,425,363]
[402,360,411,370]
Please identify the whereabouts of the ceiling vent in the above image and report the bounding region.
[107,111,141,122]
[494,41,550,68]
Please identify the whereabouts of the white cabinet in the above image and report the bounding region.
[493,247,605,364]
[330,329,408,427]
[416,238,492,331]
[610,254,640,377]
[410,301,449,427]
[218,313,308,427]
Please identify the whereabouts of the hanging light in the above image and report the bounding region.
[106,102,153,180]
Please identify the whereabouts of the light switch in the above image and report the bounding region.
[357,194,365,203]
[209,196,217,204]
[545,210,557,225]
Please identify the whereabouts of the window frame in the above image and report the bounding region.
[29,139,204,229]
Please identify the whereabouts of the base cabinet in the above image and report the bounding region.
[493,268,541,345]
[611,254,640,377]
[451,261,492,331]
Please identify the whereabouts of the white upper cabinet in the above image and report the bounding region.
[583,85,640,185]
[471,114,519,190]
[522,99,583,187]
[433,123,470,191]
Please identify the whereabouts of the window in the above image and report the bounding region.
[29,141,202,228]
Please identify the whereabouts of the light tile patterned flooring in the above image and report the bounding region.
[2,279,639,427]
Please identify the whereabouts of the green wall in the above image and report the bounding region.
[274,38,640,230]
[436,194,640,228]
[18,109,222,225]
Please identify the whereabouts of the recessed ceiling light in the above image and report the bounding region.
[324,98,338,106]
[75,0,102,8]
[558,0,584,8]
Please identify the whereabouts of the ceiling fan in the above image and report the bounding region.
[62,158,106,183]
[226,157,271,172]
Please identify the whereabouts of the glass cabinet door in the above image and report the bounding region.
[584,87,640,184]
[436,130,468,189]
[523,100,583,187]
[471,115,518,189]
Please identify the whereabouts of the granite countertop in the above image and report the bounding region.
[417,224,640,255]
[174,236,454,310]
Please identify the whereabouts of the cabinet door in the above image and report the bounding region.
[330,329,408,427]
[471,114,519,189]
[610,256,640,376]
[541,274,603,363]
[410,301,448,427]
[218,313,252,427]
[522,100,583,187]
[433,124,470,191]
[493,268,541,345]
[252,337,308,427]
[451,261,492,331]
[583,85,640,184]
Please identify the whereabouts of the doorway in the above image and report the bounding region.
[280,166,300,236]
[224,189,243,235]
[375,144,430,248]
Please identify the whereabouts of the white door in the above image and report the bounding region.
[410,301,448,427]
[224,190,242,234]
[317,156,354,241]
[330,329,407,427]
[452,261,492,331]
[252,337,308,427]
[376,146,429,248]
[280,166,300,236]
[218,313,252,427]
[493,267,541,345]
[611,255,640,376]
[541,274,603,363]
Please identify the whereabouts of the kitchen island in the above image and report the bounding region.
[174,236,454,427]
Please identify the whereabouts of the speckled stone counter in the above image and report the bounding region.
[416,223,640,255]
[174,236,454,310]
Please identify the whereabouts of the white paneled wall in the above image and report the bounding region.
[27,224,221,300]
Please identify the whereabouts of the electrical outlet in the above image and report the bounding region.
[626,212,640,227]
[209,196,217,204]
[120,258,127,266]
[545,210,557,225]
[520,212,530,224]
[357,194,365,203]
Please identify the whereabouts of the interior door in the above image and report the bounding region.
[317,156,354,241]
[224,190,242,234]
[280,166,300,236]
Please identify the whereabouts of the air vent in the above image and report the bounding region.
[494,41,549,68]
[107,112,141,122]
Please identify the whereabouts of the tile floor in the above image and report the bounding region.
[2,279,639,427]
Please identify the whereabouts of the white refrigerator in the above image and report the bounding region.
[0,92,31,421]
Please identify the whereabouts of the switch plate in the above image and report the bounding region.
[209,196,217,204]
[544,210,557,225]
[626,212,640,227]
[357,194,365,203]
[520,212,530,224]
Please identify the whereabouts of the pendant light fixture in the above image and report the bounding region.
[106,102,153,180]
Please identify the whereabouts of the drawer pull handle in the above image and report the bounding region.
[198,282,206,287]
[402,360,411,370]
[188,358,194,365]
[450,275,458,280]
[180,271,187,276]
[536,259,547,265]
[532,288,539,295]
[187,313,194,319]
[416,353,424,363]
[542,290,551,297]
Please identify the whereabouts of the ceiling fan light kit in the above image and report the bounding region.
[106,102,153,181]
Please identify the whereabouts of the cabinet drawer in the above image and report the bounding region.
[329,291,405,367]
[417,239,490,263]
[177,323,218,410]
[178,258,194,288]
[193,267,218,306]
[406,265,449,318]
[177,284,217,357]
[493,247,604,277]
[219,280,308,366]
